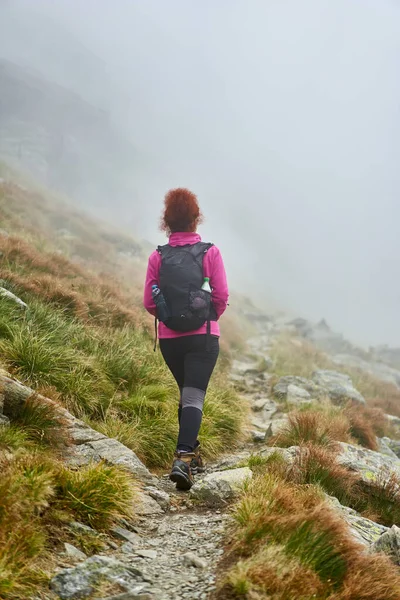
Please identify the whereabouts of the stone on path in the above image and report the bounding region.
[182,552,208,569]
[144,487,170,511]
[189,467,252,506]
[111,527,141,546]
[50,555,149,599]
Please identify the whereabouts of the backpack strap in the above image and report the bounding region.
[153,316,158,352]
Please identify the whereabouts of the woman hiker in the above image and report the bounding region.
[143,188,229,490]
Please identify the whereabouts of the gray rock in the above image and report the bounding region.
[68,437,154,484]
[372,525,400,565]
[63,543,87,562]
[68,426,107,445]
[121,542,136,554]
[189,467,252,506]
[328,495,388,547]
[273,376,320,401]
[251,416,271,431]
[50,555,147,599]
[210,451,251,472]
[0,287,27,310]
[144,486,170,511]
[382,437,400,459]
[182,552,208,569]
[286,384,311,404]
[251,398,270,412]
[69,521,96,534]
[378,437,399,459]
[264,417,290,440]
[111,526,141,546]
[250,430,266,443]
[312,369,365,405]
[386,414,400,427]
[338,441,400,483]
[135,490,164,516]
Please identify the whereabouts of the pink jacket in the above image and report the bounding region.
[143,232,229,338]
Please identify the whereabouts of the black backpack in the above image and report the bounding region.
[156,242,217,332]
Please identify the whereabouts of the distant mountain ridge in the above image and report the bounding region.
[0,59,139,214]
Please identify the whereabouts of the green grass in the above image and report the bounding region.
[0,447,138,598]
[56,462,136,530]
[0,294,246,466]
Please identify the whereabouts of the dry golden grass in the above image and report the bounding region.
[270,408,352,449]
[219,468,400,600]
[0,236,142,327]
[344,406,379,451]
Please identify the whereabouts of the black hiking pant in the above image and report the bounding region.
[159,334,219,452]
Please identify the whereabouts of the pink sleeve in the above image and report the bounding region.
[143,251,161,317]
[204,246,229,320]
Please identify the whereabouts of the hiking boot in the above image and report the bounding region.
[169,451,195,490]
[190,444,206,475]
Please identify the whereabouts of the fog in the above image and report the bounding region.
[1,0,400,347]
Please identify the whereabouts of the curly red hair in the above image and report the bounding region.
[160,188,203,235]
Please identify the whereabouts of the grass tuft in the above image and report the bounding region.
[270,409,351,449]
[56,462,136,530]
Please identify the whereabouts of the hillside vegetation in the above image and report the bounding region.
[0,164,248,466]
[0,165,250,598]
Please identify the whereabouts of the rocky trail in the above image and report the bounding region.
[47,326,276,600]
[4,316,400,599]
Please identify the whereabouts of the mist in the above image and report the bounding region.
[1,0,400,347]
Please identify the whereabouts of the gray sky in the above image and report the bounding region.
[1,0,400,346]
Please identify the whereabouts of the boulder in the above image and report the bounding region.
[143,487,170,511]
[372,525,400,565]
[328,496,388,547]
[50,555,149,599]
[312,369,365,405]
[337,442,400,484]
[0,372,155,485]
[67,437,155,484]
[273,376,320,402]
[189,467,252,506]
